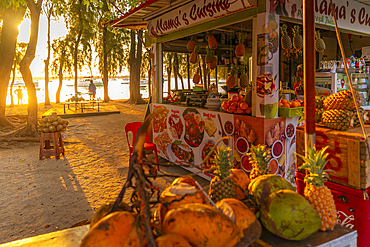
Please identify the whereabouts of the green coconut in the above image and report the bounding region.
[248,174,295,205]
[260,189,321,241]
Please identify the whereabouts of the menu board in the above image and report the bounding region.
[151,103,299,184]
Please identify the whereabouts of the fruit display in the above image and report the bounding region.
[221,94,252,115]
[226,65,238,89]
[230,169,250,200]
[247,144,271,180]
[260,189,322,240]
[162,203,243,247]
[208,146,236,202]
[297,146,337,231]
[90,201,130,228]
[278,98,304,108]
[319,90,369,131]
[323,90,362,110]
[248,174,295,205]
[38,112,69,133]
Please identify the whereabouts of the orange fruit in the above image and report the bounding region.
[231,102,239,108]
[245,107,252,114]
[239,102,248,110]
[221,101,230,109]
[291,101,301,108]
[231,95,239,102]
[282,103,290,108]
[278,102,283,107]
[280,98,288,104]
[235,108,244,114]
[238,95,244,101]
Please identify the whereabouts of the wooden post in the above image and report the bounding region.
[187,54,191,89]
[303,0,316,149]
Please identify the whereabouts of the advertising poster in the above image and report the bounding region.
[151,104,234,180]
[255,13,280,119]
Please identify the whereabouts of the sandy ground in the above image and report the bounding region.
[0,100,208,244]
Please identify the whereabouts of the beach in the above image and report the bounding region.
[0,100,208,244]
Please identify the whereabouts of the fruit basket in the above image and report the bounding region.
[278,106,304,117]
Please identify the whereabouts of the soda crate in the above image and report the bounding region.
[296,125,370,189]
[296,171,370,247]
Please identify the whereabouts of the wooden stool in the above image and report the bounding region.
[40,132,65,159]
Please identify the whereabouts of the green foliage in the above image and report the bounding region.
[51,37,73,76]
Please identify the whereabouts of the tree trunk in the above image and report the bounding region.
[173,53,178,91]
[0,7,25,127]
[74,0,83,100]
[56,64,63,103]
[19,0,43,137]
[103,26,109,102]
[44,10,51,106]
[10,66,16,107]
[167,55,172,96]
[127,30,146,104]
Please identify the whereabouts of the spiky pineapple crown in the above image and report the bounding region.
[297,145,334,186]
[238,32,244,43]
[280,24,288,34]
[248,144,270,171]
[193,45,200,53]
[293,25,301,35]
[214,146,234,178]
[315,30,321,39]
[229,64,239,76]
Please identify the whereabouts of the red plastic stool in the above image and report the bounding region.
[39,132,65,159]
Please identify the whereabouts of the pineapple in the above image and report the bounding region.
[240,74,248,88]
[244,83,252,106]
[187,37,195,52]
[207,32,218,50]
[315,30,326,53]
[235,33,245,57]
[208,146,236,202]
[297,145,336,231]
[322,109,355,131]
[193,68,201,84]
[226,65,238,88]
[267,13,279,53]
[280,24,292,50]
[292,25,303,50]
[209,56,217,71]
[323,90,362,110]
[189,45,199,65]
[248,144,271,180]
[205,47,214,64]
[353,107,369,127]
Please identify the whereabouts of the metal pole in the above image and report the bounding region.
[303,0,316,151]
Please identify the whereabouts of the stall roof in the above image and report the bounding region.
[110,0,192,29]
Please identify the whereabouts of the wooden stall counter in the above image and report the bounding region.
[0,224,356,247]
[296,125,370,189]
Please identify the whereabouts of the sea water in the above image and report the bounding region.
[6,78,227,105]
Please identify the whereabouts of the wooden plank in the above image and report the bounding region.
[347,139,361,188]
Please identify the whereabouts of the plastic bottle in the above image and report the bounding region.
[350,55,356,68]
[347,58,350,68]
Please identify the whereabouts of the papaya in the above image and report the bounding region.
[155,233,192,247]
[248,174,295,205]
[162,203,243,247]
[231,169,250,200]
[90,201,130,228]
[80,211,147,247]
[260,189,321,240]
[216,198,257,231]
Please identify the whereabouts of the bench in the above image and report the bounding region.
[61,101,102,114]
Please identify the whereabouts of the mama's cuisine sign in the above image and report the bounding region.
[147,0,256,37]
[268,0,370,34]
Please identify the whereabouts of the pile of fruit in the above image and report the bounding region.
[221,94,252,115]
[316,90,368,131]
[38,112,69,133]
[80,142,337,246]
[278,98,304,108]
